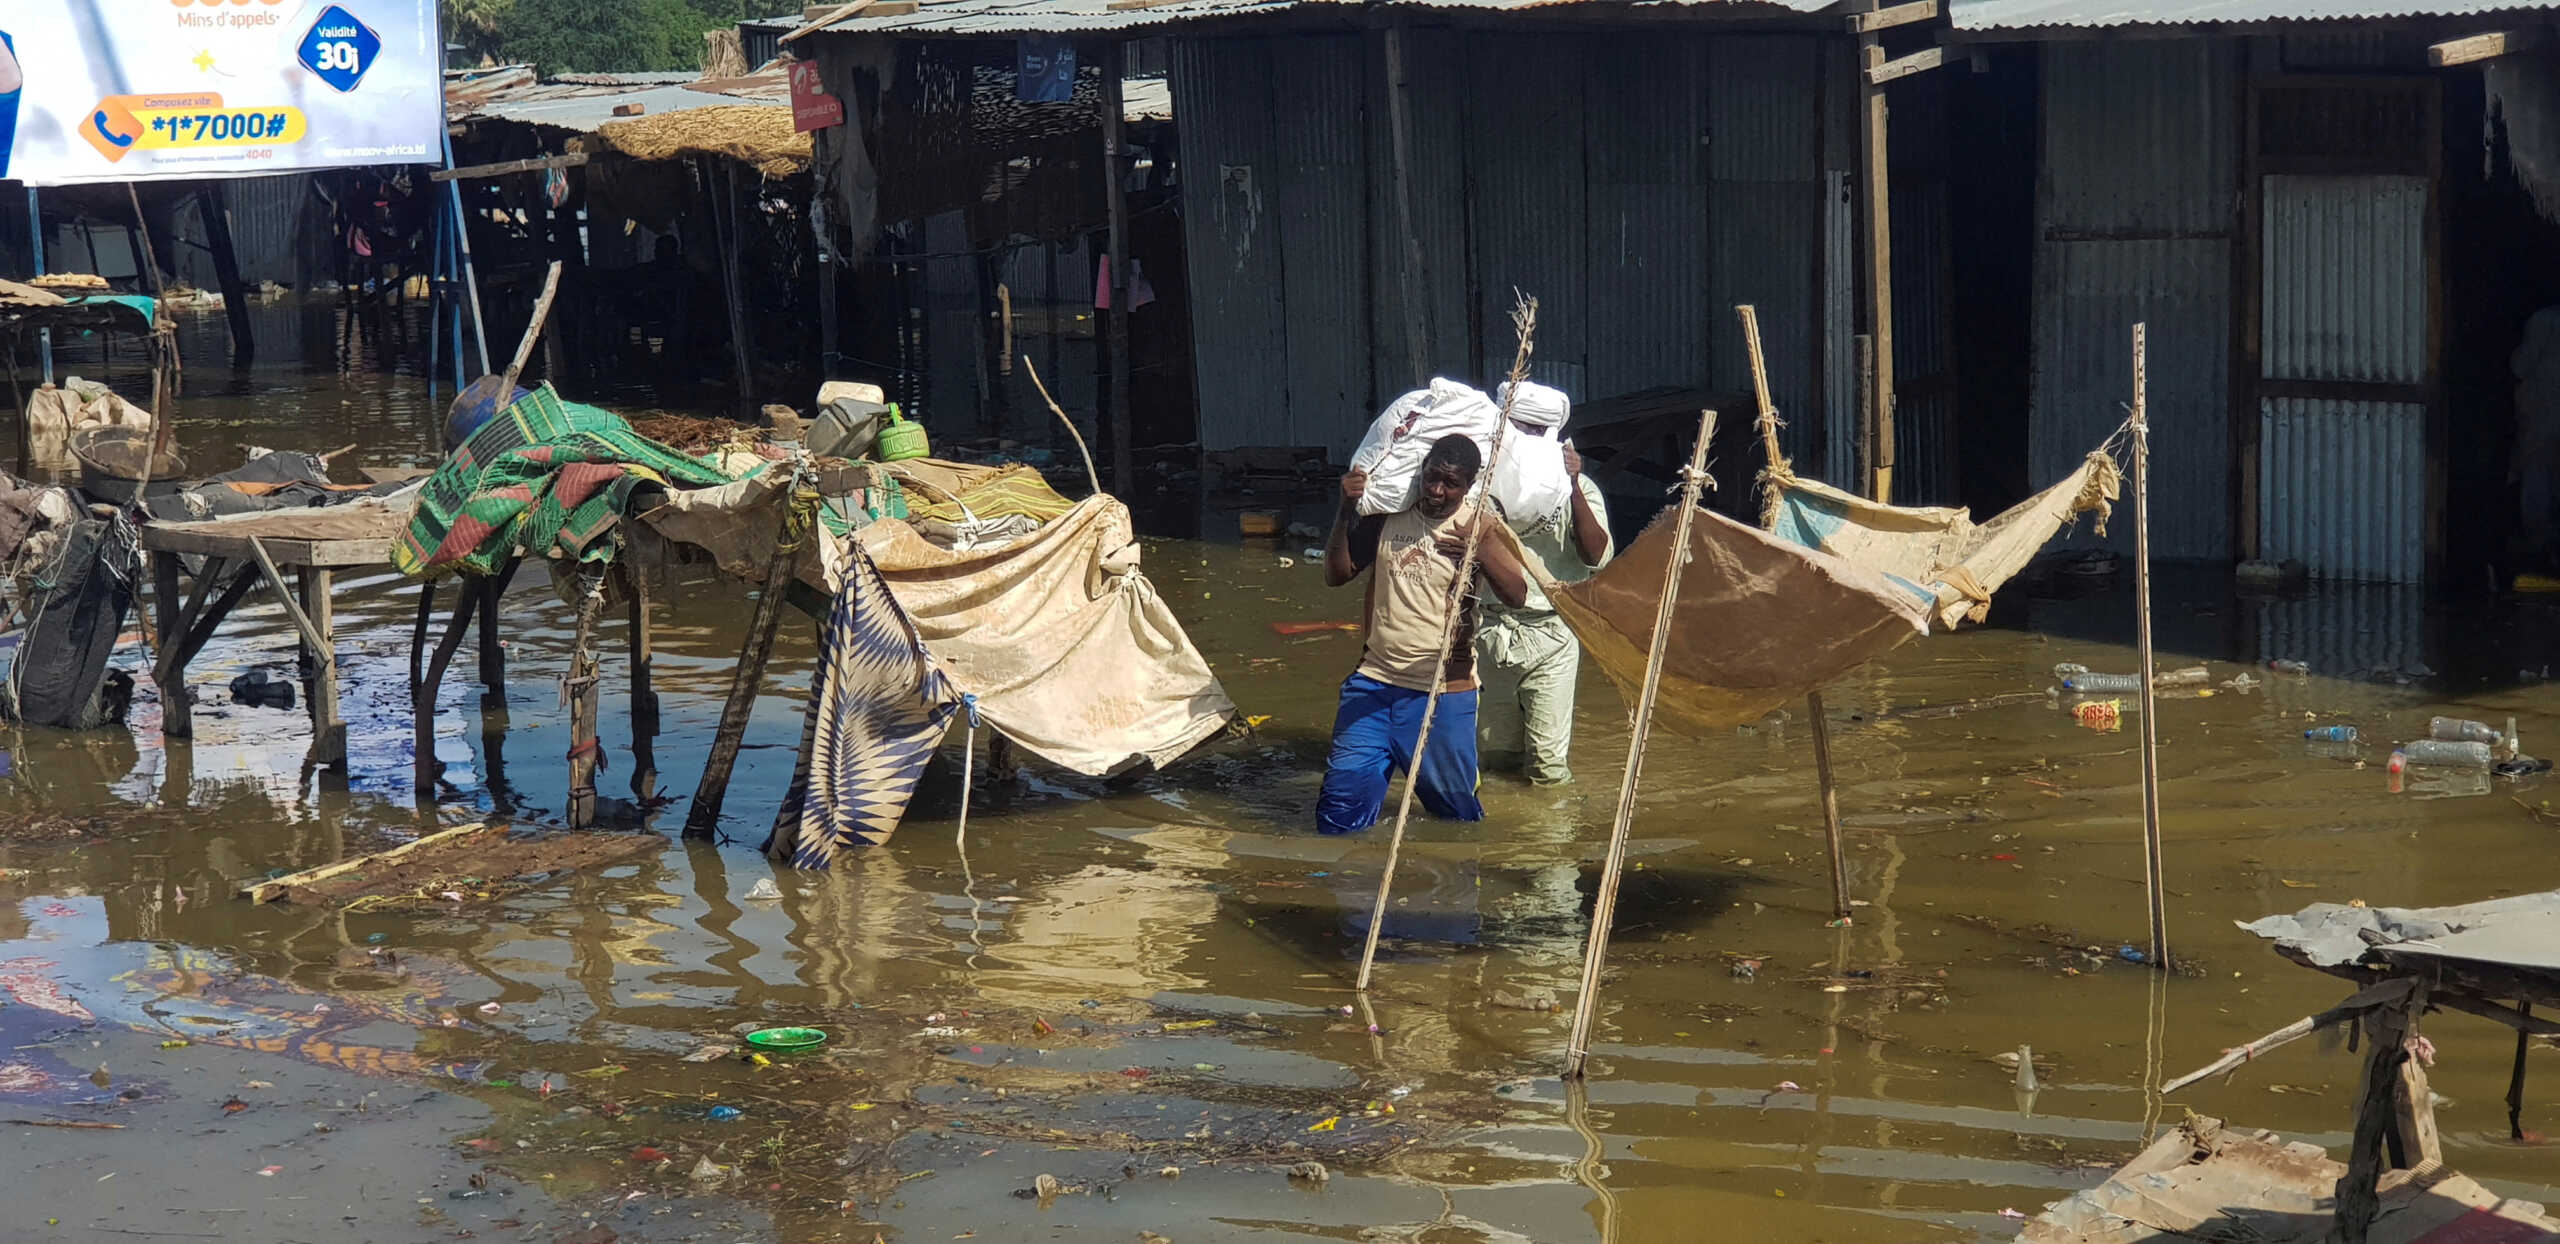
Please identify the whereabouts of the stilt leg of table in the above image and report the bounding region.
[414,584,477,798]
[565,581,605,829]
[299,568,345,766]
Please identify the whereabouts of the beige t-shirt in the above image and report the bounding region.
[1353,504,1489,692]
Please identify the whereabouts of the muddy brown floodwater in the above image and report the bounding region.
[2,306,2557,1243]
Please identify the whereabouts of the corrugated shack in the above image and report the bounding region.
[442,63,817,409]
[788,0,1963,518]
[1948,0,2560,589]
[770,11,1188,487]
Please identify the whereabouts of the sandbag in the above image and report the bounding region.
[1490,431,1569,527]
[1347,379,1497,516]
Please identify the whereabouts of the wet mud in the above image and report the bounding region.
[1,308,2557,1241]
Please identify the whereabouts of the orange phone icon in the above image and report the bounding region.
[82,97,143,162]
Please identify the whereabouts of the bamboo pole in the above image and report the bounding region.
[1022,356,1102,497]
[2130,322,2169,972]
[1565,408,1718,1079]
[1740,305,1854,921]
[1353,294,1538,994]
[2159,977,2416,1094]
[241,821,492,902]
[500,260,564,397]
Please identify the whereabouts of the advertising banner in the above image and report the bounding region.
[0,0,443,186]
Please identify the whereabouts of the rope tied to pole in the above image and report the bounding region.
[1352,294,1539,995]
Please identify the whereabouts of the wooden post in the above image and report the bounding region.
[1855,13,1896,503]
[1807,691,1853,920]
[715,161,756,415]
[685,488,805,838]
[565,577,606,829]
[1566,409,1718,1079]
[500,259,563,396]
[815,190,839,378]
[1852,334,1875,495]
[2512,1002,2534,1141]
[2131,323,2169,971]
[478,557,518,702]
[1383,26,1433,386]
[1101,43,1134,496]
[1741,305,1853,921]
[151,552,185,729]
[299,568,345,766]
[626,566,659,803]
[196,186,255,365]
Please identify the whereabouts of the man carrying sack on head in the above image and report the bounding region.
[1317,434,1532,835]
[1476,381,1611,786]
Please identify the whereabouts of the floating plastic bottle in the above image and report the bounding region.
[2399,739,2493,768]
[2062,664,2210,693]
[2053,663,2091,681]
[2267,658,2311,675]
[2303,725,2359,743]
[2429,716,2501,744]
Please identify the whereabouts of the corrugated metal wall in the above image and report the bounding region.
[1364,32,1472,399]
[1174,37,1291,450]
[2255,173,2429,583]
[1467,34,1590,402]
[1586,38,1708,406]
[1178,29,1856,459]
[1271,37,1372,450]
[2031,40,2237,562]
[1707,36,1824,470]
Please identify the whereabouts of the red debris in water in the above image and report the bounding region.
[631,1146,669,1164]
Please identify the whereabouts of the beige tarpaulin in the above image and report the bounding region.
[27,382,152,474]
[1533,503,1934,736]
[1767,451,2121,630]
[856,494,1233,776]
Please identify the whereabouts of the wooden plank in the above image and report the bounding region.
[2162,978,2416,1093]
[2337,992,2419,1243]
[242,822,492,901]
[787,0,877,39]
[428,152,590,183]
[1847,0,1937,33]
[360,465,434,485]
[1865,46,1947,86]
[2428,30,2537,67]
[140,525,392,568]
[243,537,332,659]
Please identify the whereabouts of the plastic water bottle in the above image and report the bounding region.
[2400,739,2493,768]
[2063,673,2142,693]
[2267,658,2311,675]
[2303,725,2359,743]
[2429,716,2501,744]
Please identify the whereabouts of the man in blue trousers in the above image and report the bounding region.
[1317,434,1531,835]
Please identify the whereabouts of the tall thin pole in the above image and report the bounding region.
[1100,43,1134,496]
[27,187,52,384]
[1565,408,1719,1079]
[1741,304,1855,921]
[1353,295,1538,994]
[1855,7,1896,503]
[2131,322,2168,972]
[441,129,491,374]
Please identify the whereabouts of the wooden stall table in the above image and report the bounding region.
[142,506,412,766]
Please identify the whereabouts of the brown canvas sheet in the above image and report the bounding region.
[1536,502,1933,735]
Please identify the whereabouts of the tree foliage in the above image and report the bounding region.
[495,0,763,75]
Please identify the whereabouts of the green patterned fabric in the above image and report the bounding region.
[395,385,735,579]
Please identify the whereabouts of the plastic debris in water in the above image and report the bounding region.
[707,1105,743,1122]
[2073,700,2122,731]
[1775,1081,1802,1092]
[1287,1161,1329,1183]
[2014,1045,2039,1093]
[746,879,783,901]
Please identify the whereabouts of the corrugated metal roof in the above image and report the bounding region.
[447,69,793,134]
[1953,0,2560,31]
[798,0,1831,40]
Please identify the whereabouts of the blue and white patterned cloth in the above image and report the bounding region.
[773,549,959,868]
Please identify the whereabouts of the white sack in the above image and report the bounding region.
[1346,378,1498,516]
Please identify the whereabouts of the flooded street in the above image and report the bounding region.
[3,308,2557,1242]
